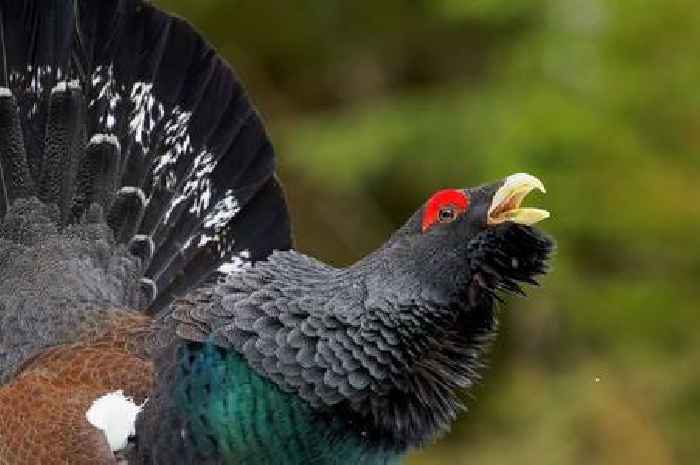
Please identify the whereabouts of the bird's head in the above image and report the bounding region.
[361,172,551,306]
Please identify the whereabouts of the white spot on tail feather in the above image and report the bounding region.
[203,190,240,230]
[85,391,145,452]
[198,190,241,253]
[129,82,165,149]
[51,81,67,94]
[89,133,121,152]
[218,250,252,275]
[184,150,216,217]
[90,65,122,131]
[117,186,147,207]
[155,108,194,182]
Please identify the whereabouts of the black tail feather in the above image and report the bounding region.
[0,0,292,314]
[107,186,147,244]
[72,134,122,218]
[39,82,86,222]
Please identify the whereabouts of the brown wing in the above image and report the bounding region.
[0,313,153,465]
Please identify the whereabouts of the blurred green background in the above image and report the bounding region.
[158,1,700,464]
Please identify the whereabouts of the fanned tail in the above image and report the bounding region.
[0,0,292,318]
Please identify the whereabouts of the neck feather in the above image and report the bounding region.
[173,249,498,450]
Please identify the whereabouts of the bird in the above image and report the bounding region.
[0,1,554,465]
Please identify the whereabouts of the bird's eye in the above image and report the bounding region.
[422,189,470,232]
[438,206,457,223]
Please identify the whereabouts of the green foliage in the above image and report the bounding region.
[158,0,700,463]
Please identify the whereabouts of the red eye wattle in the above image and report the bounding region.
[421,189,470,232]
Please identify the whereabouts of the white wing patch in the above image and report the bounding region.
[85,390,146,452]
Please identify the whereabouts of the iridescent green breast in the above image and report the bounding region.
[175,343,402,465]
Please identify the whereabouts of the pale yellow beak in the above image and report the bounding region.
[488,173,550,226]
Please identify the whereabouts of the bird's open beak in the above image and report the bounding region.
[488,173,550,226]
